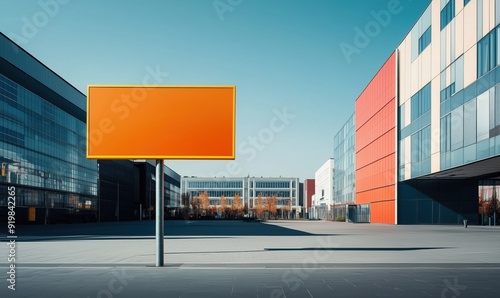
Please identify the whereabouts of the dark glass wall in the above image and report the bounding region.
[134,161,181,219]
[397,179,478,224]
[98,160,139,222]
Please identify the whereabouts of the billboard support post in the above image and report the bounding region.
[156,159,164,266]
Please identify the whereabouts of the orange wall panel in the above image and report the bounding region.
[371,200,395,224]
[355,52,396,224]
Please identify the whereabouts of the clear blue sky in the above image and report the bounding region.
[1,0,430,181]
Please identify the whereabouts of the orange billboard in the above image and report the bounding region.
[87,85,235,159]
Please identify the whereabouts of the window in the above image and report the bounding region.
[418,27,432,54]
[441,114,451,152]
[440,0,455,30]
[463,99,477,146]
[411,83,431,121]
[440,83,456,102]
[451,106,464,151]
[477,91,490,141]
[478,26,499,77]
[411,126,431,163]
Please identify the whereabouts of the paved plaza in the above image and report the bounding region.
[1,220,499,297]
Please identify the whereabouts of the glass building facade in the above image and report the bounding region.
[333,113,355,205]
[396,0,500,224]
[0,33,97,223]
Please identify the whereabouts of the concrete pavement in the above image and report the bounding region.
[1,220,499,297]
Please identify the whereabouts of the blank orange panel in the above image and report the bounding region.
[371,200,395,224]
[87,85,236,159]
[355,52,396,224]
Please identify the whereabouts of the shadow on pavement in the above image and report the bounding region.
[9,220,337,240]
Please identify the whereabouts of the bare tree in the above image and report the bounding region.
[192,196,201,218]
[199,191,210,216]
[254,194,264,219]
[265,195,277,219]
[231,193,243,218]
[220,195,229,218]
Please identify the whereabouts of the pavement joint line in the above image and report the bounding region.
[3,263,500,269]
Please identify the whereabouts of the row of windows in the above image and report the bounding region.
[478,25,500,78]
[0,186,97,209]
[441,86,500,153]
[0,93,87,150]
[333,114,355,148]
[0,77,84,135]
[411,83,431,121]
[187,181,243,189]
[255,181,293,188]
[0,75,17,94]
[190,190,241,198]
[440,83,456,103]
[440,0,455,30]
[441,136,500,170]
[253,191,294,198]
[418,26,432,54]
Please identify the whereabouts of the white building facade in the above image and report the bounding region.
[311,158,334,219]
[181,176,301,217]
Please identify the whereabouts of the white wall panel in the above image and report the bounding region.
[456,11,465,57]
[464,1,477,52]
[464,45,477,88]
[432,0,442,78]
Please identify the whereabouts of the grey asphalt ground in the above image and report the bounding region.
[1,220,499,297]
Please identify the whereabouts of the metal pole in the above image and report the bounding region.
[150,177,152,220]
[117,181,120,222]
[156,159,165,266]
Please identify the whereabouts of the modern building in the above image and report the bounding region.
[333,0,500,225]
[181,176,301,217]
[97,160,180,222]
[303,179,315,218]
[298,181,304,217]
[396,0,500,224]
[311,159,334,219]
[0,33,98,224]
[134,160,181,219]
[0,33,181,224]
[333,114,356,221]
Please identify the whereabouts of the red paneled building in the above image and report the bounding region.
[303,179,315,217]
[355,52,397,224]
